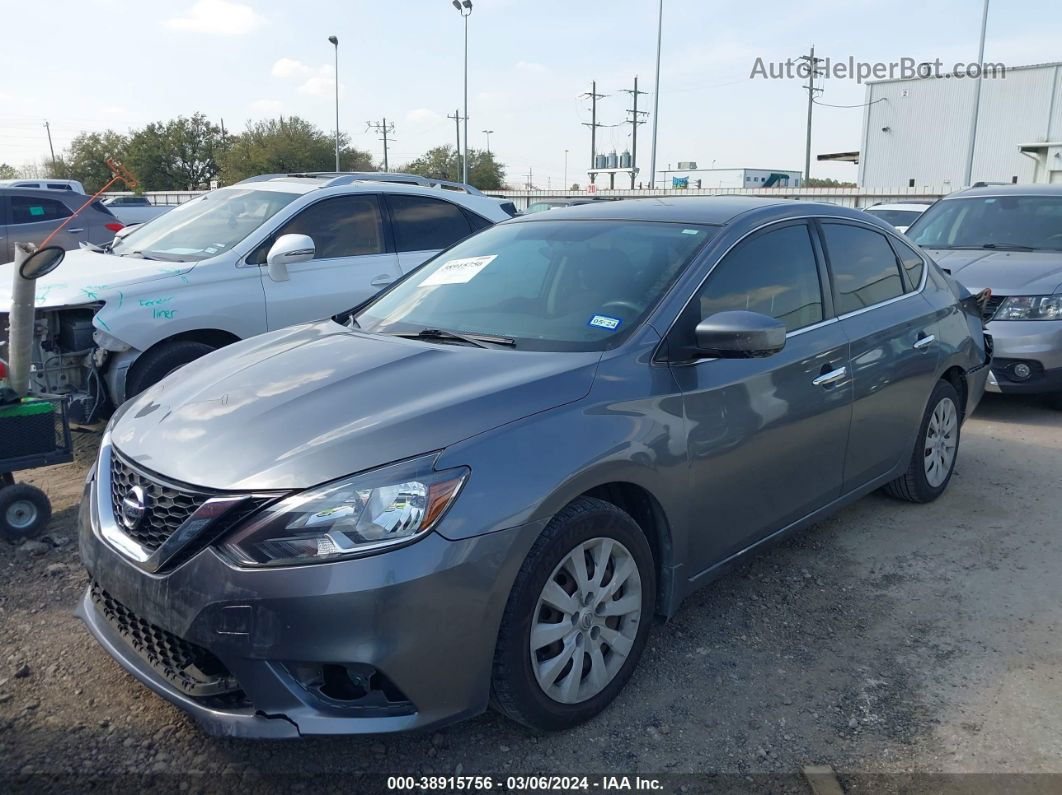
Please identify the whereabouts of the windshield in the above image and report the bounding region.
[354,219,716,351]
[907,195,1062,251]
[110,188,300,262]
[866,208,922,227]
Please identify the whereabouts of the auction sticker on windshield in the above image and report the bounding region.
[421,255,497,286]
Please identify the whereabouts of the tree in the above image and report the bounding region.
[0,163,17,180]
[804,177,856,188]
[218,116,374,183]
[401,144,506,190]
[61,130,129,193]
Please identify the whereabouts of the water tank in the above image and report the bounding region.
[594,154,608,169]
[619,150,632,168]
[606,151,618,169]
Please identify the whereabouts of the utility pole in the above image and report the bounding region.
[447,109,463,182]
[648,0,663,188]
[963,0,990,187]
[580,81,605,184]
[482,129,493,155]
[799,45,825,184]
[43,120,56,173]
[622,76,649,188]
[366,118,396,171]
[524,166,533,191]
[564,149,569,190]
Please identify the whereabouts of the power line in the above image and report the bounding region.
[813,97,887,109]
[366,118,396,171]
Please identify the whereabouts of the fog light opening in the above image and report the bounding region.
[1012,362,1032,381]
[287,661,415,714]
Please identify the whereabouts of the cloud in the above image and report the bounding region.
[166,0,264,36]
[271,57,310,78]
[406,108,442,125]
[250,99,284,113]
[516,60,547,73]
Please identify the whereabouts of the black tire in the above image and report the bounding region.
[1049,392,1062,411]
[491,496,656,731]
[125,340,216,397]
[883,380,962,503]
[0,483,52,542]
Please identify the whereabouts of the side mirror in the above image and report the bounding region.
[266,233,315,282]
[694,310,786,358]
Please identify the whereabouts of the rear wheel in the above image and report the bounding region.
[491,497,655,731]
[125,340,216,398]
[0,483,52,542]
[883,380,961,503]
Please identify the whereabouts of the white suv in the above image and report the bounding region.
[0,173,512,421]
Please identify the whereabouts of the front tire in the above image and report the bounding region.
[0,483,52,542]
[491,497,655,731]
[883,380,961,503]
[125,340,216,398]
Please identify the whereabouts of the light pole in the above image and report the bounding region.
[328,35,340,171]
[482,129,493,154]
[564,148,569,190]
[963,0,990,187]
[452,0,473,184]
[648,0,663,188]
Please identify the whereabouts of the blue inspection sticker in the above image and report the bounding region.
[588,314,622,331]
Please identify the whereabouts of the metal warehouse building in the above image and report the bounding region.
[858,61,1062,188]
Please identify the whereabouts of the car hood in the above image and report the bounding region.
[926,249,1062,295]
[110,321,601,491]
[0,248,194,310]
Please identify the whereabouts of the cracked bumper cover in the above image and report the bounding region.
[77,486,543,737]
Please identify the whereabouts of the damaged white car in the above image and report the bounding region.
[0,173,510,422]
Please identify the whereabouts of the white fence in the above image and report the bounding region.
[486,186,952,212]
[104,185,953,212]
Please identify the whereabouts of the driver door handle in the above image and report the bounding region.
[370,274,394,287]
[913,334,936,350]
[813,366,847,387]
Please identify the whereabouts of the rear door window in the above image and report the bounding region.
[889,238,926,291]
[10,196,72,225]
[386,194,472,252]
[821,223,906,314]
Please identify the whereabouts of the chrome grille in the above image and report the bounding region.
[109,451,211,551]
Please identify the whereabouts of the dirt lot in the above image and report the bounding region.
[1,394,1060,792]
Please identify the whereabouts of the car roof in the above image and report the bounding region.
[945,183,1062,199]
[0,186,88,199]
[866,203,929,211]
[510,195,863,225]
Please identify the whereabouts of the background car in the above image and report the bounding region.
[905,184,1062,408]
[0,173,511,422]
[102,195,173,226]
[0,186,123,261]
[863,202,931,233]
[524,197,619,214]
[0,178,86,193]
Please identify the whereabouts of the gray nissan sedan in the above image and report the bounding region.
[78,197,990,737]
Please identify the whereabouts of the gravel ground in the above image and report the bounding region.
[1,393,1059,792]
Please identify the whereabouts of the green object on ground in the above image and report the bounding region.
[0,398,54,419]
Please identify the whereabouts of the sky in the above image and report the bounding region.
[2,0,1061,188]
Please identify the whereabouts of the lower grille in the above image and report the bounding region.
[90,580,244,700]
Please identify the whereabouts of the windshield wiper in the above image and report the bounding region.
[118,250,160,260]
[949,243,1036,252]
[392,328,516,348]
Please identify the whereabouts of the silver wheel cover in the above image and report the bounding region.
[530,536,643,704]
[924,396,958,488]
[6,499,39,530]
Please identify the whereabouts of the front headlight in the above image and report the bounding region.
[993,295,1062,321]
[220,455,468,567]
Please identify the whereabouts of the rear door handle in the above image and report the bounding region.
[370,274,394,287]
[914,334,936,350]
[67,227,84,234]
[813,366,847,387]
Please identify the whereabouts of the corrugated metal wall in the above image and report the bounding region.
[859,63,1062,188]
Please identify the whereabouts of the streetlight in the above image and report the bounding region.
[564,149,569,190]
[482,129,493,154]
[963,0,990,187]
[452,0,472,184]
[328,35,340,171]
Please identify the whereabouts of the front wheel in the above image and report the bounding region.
[125,340,216,398]
[491,497,655,731]
[0,483,52,542]
[883,380,961,503]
